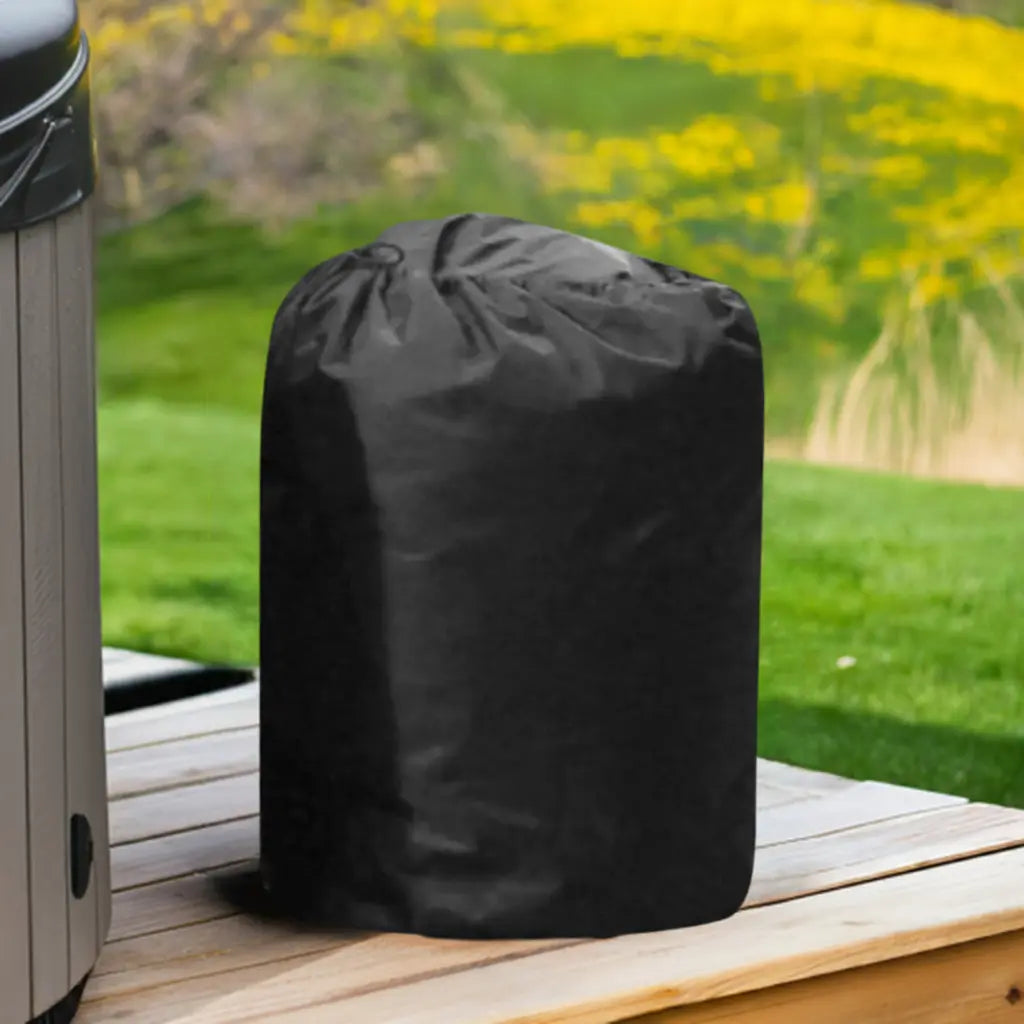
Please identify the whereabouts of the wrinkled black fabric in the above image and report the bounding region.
[259,214,764,939]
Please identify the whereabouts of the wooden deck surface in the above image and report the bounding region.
[80,683,1024,1023]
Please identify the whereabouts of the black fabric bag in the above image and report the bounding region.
[259,214,764,939]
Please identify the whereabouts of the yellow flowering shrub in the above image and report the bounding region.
[438,0,1024,114]
[83,0,1024,477]
[432,0,1024,313]
[84,0,1024,315]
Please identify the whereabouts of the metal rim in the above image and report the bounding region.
[0,33,89,138]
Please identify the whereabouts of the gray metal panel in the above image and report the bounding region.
[0,228,33,1023]
[85,200,111,947]
[17,218,71,1014]
[57,200,109,980]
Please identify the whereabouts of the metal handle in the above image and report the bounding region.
[0,113,68,214]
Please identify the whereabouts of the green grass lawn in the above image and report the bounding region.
[97,395,1024,807]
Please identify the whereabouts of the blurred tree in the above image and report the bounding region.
[81,0,444,228]
[84,1,284,224]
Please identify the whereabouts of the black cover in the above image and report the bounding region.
[260,214,764,939]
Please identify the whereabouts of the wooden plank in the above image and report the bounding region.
[107,727,257,799]
[755,760,855,796]
[19,217,71,1014]
[754,763,864,816]
[631,928,1024,1023]
[79,932,576,1024]
[272,847,1024,1024]
[89,692,1024,1023]
[101,694,824,798]
[82,867,1024,1023]
[101,646,254,716]
[91,916,357,997]
[80,951,365,1024]
[57,199,109,982]
[111,816,258,892]
[93,913,338,983]
[754,780,818,812]
[100,800,1024,951]
[0,219,33,1022]
[748,802,1024,907]
[105,716,788,808]
[97,694,884,827]
[104,682,259,752]
[87,797,1024,1003]
[110,773,258,846]
[756,779,962,847]
[102,646,226,687]
[108,863,252,942]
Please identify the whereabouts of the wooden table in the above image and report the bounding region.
[80,682,1024,1023]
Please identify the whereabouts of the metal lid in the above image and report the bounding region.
[0,0,81,123]
[0,0,95,232]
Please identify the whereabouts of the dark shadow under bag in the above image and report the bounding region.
[259,214,764,939]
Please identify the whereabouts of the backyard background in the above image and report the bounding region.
[83,0,1023,806]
